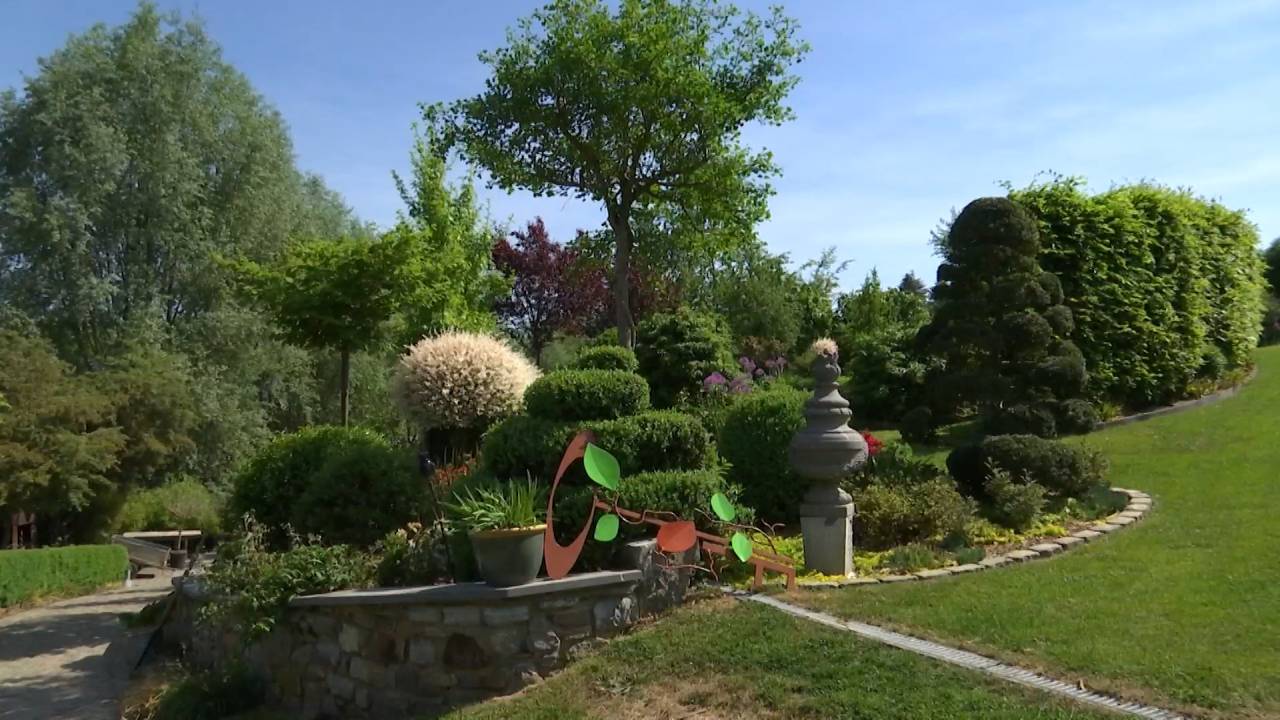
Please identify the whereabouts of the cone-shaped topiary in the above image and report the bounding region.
[915,197,1092,437]
[394,331,540,430]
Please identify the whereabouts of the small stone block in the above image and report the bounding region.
[442,607,482,625]
[1117,510,1144,519]
[1053,536,1084,548]
[407,607,443,623]
[1093,523,1122,532]
[1108,515,1136,526]
[1005,550,1039,561]
[482,605,531,625]
[979,555,1011,567]
[1127,503,1152,512]
[800,580,840,588]
[913,568,954,579]
[338,624,362,653]
[1028,543,1062,555]
[1071,530,1102,541]
[951,563,984,573]
[879,574,917,583]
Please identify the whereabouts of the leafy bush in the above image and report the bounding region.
[948,434,1108,502]
[112,479,224,536]
[375,523,449,587]
[290,441,424,546]
[635,309,735,407]
[845,329,929,421]
[201,525,373,640]
[482,411,716,480]
[847,441,947,489]
[572,346,639,372]
[0,545,128,608]
[984,403,1057,438]
[1008,178,1266,407]
[1054,399,1100,435]
[852,480,975,550]
[982,464,1046,531]
[524,369,649,421]
[884,543,945,573]
[900,406,937,444]
[717,388,806,522]
[228,426,413,548]
[394,331,540,430]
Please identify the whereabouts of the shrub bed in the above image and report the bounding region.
[228,426,422,548]
[947,434,1108,502]
[482,410,716,480]
[524,369,650,421]
[0,545,127,608]
[112,478,224,535]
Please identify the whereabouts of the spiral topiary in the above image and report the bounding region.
[394,331,540,430]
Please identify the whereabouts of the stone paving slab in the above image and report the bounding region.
[1028,543,1063,555]
[0,573,174,720]
[1071,530,1103,541]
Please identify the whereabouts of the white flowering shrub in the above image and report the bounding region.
[394,332,540,429]
[809,337,839,358]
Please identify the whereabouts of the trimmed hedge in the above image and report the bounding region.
[572,346,639,373]
[1008,178,1265,407]
[229,426,421,548]
[556,468,748,540]
[524,370,650,421]
[717,388,807,522]
[482,410,716,481]
[851,479,975,550]
[947,434,1108,502]
[0,545,127,607]
[635,309,735,407]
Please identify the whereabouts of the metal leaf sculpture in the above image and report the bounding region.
[544,431,796,590]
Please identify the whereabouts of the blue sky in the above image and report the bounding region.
[3,0,1279,291]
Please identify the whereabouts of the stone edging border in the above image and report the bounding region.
[798,488,1152,588]
[1095,368,1256,430]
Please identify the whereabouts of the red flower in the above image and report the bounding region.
[861,431,883,457]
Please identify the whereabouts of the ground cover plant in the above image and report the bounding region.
[0,544,128,608]
[796,345,1280,719]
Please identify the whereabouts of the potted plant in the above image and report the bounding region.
[446,479,547,587]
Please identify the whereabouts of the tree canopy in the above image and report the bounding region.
[429,0,808,346]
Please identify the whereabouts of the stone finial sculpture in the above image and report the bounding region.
[788,346,867,576]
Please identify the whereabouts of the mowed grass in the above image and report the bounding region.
[444,598,1117,720]
[797,345,1280,719]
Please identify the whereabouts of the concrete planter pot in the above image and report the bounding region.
[469,525,546,587]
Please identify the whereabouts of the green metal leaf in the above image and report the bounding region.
[594,513,620,542]
[731,532,753,562]
[710,492,736,522]
[583,442,620,491]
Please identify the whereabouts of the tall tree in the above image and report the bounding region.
[429,0,808,346]
[229,234,421,426]
[492,219,607,363]
[0,4,328,367]
[898,271,928,298]
[1263,237,1280,295]
[390,127,504,344]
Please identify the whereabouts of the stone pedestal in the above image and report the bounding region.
[788,353,867,576]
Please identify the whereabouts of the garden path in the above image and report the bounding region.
[0,573,173,720]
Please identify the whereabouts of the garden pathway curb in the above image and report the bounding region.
[731,591,1186,719]
[797,488,1153,588]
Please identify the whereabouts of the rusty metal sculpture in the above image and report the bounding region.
[544,430,796,590]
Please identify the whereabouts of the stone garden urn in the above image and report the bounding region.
[788,351,868,576]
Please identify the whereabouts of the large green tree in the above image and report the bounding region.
[0,329,125,521]
[429,0,807,346]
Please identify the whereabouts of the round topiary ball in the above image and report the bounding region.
[395,331,540,429]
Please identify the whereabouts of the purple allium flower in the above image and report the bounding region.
[738,356,757,375]
[702,372,728,390]
[729,375,752,394]
[754,368,765,377]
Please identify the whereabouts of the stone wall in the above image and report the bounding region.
[164,539,692,719]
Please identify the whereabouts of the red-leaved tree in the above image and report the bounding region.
[492,219,608,364]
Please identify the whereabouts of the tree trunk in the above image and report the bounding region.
[607,211,635,348]
[339,348,351,427]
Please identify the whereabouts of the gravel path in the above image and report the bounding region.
[0,573,174,720]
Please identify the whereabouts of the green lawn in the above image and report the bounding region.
[795,345,1280,719]
[444,598,1117,720]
